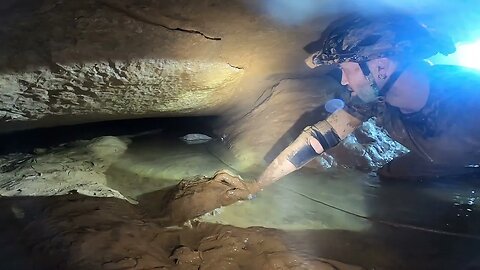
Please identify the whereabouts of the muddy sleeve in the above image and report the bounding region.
[287,108,364,168]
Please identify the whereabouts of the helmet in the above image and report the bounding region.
[306,14,456,67]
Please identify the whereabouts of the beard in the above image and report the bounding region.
[355,85,379,103]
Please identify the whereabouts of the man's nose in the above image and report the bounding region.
[340,71,349,86]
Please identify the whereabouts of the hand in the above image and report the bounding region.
[150,171,262,225]
[238,180,261,200]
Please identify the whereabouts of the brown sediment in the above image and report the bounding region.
[137,170,256,226]
[0,190,362,269]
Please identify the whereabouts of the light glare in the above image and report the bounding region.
[456,40,480,70]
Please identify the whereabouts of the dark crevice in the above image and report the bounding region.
[98,0,222,41]
[238,78,291,122]
[219,79,291,148]
[232,73,333,125]
[227,63,244,70]
[0,116,219,155]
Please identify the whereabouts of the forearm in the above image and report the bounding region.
[256,109,363,189]
[256,130,318,189]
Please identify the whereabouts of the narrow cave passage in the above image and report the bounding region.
[2,0,480,268]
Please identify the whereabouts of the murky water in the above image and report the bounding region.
[105,130,480,269]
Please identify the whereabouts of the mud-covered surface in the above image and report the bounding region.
[0,192,363,270]
[3,186,480,270]
[138,171,255,226]
[0,136,134,201]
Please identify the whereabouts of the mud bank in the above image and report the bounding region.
[0,192,362,270]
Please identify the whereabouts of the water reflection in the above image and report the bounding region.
[363,175,480,238]
[106,132,232,198]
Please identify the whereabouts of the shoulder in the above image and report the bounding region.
[425,65,480,107]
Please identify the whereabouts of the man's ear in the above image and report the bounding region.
[366,58,397,82]
[374,57,396,81]
[376,57,391,71]
[376,57,397,76]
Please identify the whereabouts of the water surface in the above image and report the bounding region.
[106,131,480,269]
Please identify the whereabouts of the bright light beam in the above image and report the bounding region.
[429,39,480,70]
[455,40,480,70]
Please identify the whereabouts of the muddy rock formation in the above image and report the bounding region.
[0,136,131,200]
[138,171,254,226]
[0,192,363,269]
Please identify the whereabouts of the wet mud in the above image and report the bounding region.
[0,191,361,270]
[138,171,255,226]
[2,169,480,269]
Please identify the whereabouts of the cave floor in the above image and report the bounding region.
[1,130,479,269]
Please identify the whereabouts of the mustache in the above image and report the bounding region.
[345,86,356,97]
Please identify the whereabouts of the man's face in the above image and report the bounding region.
[339,62,378,103]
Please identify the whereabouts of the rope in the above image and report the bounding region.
[279,184,480,241]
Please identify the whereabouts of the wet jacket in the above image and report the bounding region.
[356,65,480,167]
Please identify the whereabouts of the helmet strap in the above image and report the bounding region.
[358,61,381,97]
[378,66,405,97]
[359,61,406,101]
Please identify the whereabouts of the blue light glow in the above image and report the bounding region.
[242,0,480,27]
[429,39,480,70]
[455,40,480,70]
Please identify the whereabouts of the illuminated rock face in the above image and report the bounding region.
[1,0,320,130]
[0,60,243,121]
[1,0,258,131]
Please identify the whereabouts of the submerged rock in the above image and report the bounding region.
[179,133,213,144]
